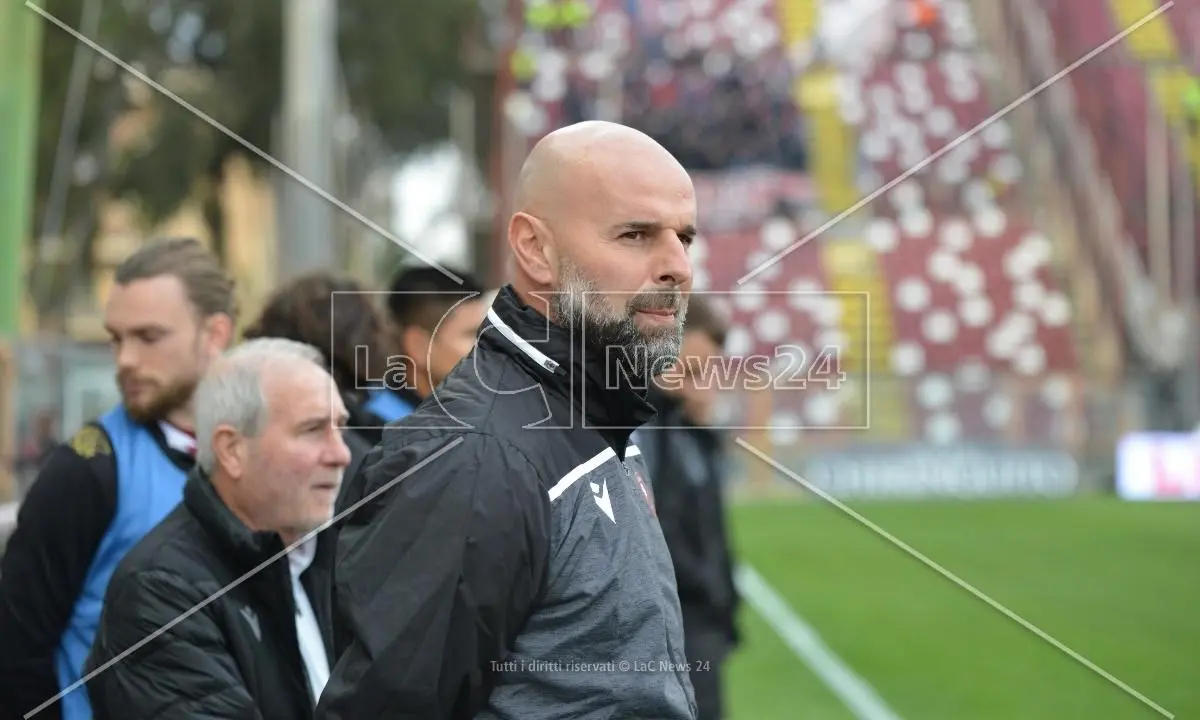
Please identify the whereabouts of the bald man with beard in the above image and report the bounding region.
[318,121,700,720]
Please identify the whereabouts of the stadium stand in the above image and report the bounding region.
[1041,0,1200,299]
[833,0,1084,445]
[501,0,1091,448]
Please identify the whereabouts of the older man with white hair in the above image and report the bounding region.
[83,338,351,720]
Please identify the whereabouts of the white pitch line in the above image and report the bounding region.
[736,563,905,720]
[734,438,1176,719]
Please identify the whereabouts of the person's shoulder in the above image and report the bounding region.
[108,506,210,591]
[45,423,115,475]
[18,423,118,518]
[101,560,209,627]
[373,427,538,477]
[419,344,564,431]
[361,428,549,507]
[65,422,114,457]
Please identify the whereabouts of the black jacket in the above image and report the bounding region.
[638,391,740,644]
[0,422,193,720]
[318,284,697,720]
[84,470,336,719]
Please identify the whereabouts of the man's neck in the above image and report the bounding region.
[165,407,195,434]
[413,373,433,401]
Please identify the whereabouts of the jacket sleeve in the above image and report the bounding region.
[0,427,118,720]
[316,433,552,720]
[85,569,262,720]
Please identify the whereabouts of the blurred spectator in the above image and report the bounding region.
[1184,74,1200,137]
[619,54,808,172]
[911,0,939,29]
[85,339,349,719]
[0,237,236,720]
[242,272,389,482]
[637,295,741,720]
[364,266,489,423]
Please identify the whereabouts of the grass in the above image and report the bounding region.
[723,497,1200,719]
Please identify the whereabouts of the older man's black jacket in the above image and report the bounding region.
[84,470,336,720]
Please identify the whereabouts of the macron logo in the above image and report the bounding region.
[240,606,261,641]
[590,480,615,523]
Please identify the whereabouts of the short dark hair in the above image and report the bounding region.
[114,237,238,324]
[386,266,484,332]
[243,272,383,393]
[684,295,728,349]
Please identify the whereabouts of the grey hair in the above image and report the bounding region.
[194,337,325,473]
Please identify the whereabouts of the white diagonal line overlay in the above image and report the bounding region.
[24,437,465,719]
[23,0,464,285]
[737,564,904,720]
[738,1,1175,286]
[733,438,1175,719]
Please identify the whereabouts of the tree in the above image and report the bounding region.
[32,0,483,316]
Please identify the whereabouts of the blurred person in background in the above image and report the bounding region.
[85,338,349,719]
[1184,73,1200,137]
[363,266,489,423]
[638,295,741,720]
[0,237,236,720]
[242,272,390,482]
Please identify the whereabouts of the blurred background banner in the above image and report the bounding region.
[801,444,1080,500]
[1116,430,1200,500]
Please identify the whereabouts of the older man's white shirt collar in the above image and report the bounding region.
[287,538,329,702]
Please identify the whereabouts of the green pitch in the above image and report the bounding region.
[722,497,1200,719]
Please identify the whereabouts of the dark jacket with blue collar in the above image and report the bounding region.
[0,408,193,720]
[319,284,698,720]
[362,386,422,425]
[84,470,336,720]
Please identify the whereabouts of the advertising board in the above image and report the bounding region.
[1116,433,1200,501]
[801,445,1080,500]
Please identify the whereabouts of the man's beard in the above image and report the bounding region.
[119,371,199,424]
[549,258,687,383]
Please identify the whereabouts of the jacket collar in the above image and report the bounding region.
[481,284,657,451]
[183,469,333,576]
[143,417,196,472]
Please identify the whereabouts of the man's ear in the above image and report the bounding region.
[204,313,236,356]
[508,212,555,287]
[211,425,246,478]
[399,325,433,371]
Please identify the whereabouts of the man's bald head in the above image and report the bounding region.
[514,121,690,219]
[505,120,698,383]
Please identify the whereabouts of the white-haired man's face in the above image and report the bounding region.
[217,362,351,544]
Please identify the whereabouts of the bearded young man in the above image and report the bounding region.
[0,238,236,720]
[317,121,700,720]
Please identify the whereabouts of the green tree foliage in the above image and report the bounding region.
[33,0,481,264]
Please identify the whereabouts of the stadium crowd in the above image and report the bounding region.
[619,51,808,171]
